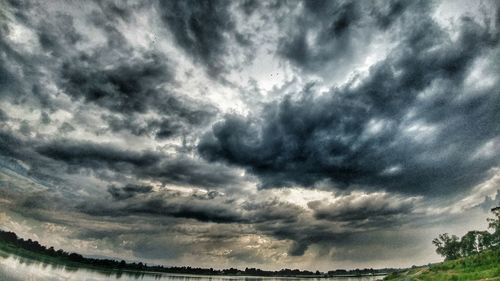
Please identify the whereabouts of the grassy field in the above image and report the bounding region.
[384,248,500,281]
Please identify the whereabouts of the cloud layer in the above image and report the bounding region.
[0,0,499,271]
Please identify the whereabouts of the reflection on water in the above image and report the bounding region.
[0,251,384,281]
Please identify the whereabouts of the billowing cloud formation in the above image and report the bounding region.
[199,4,500,194]
[279,0,364,71]
[159,0,255,77]
[159,0,234,75]
[309,192,417,222]
[0,0,499,271]
[35,140,244,188]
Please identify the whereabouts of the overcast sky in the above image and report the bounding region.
[0,0,499,271]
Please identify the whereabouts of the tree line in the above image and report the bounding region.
[432,207,500,261]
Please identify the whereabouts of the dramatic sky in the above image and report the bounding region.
[0,0,499,271]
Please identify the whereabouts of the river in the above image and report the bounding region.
[0,251,385,281]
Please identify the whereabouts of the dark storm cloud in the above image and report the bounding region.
[35,139,243,189]
[200,9,500,195]
[37,14,82,55]
[0,41,20,97]
[36,140,161,169]
[158,0,250,76]
[61,47,216,138]
[79,185,306,226]
[0,0,216,140]
[371,0,412,29]
[126,197,243,223]
[40,112,51,125]
[0,3,80,110]
[242,199,303,223]
[276,0,416,73]
[64,44,215,138]
[278,0,362,71]
[2,0,500,267]
[104,103,216,140]
[61,52,172,113]
[58,122,75,134]
[80,187,403,257]
[93,0,142,22]
[239,0,260,16]
[139,156,244,188]
[80,188,245,223]
[0,130,25,158]
[108,184,153,200]
[251,195,420,257]
[0,109,8,122]
[0,131,426,259]
[0,21,32,100]
[255,217,350,256]
[307,194,417,224]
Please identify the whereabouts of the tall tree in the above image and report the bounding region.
[432,233,461,260]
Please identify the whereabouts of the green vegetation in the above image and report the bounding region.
[384,247,500,281]
[385,207,500,281]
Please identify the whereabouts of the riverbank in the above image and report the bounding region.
[383,247,500,281]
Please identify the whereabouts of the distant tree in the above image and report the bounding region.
[477,231,494,251]
[68,253,84,262]
[433,206,500,261]
[47,246,55,256]
[432,233,461,260]
[488,207,500,247]
[460,231,483,256]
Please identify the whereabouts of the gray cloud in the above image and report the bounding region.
[477,190,500,211]
[81,196,244,224]
[61,52,173,113]
[78,185,304,226]
[0,0,216,141]
[276,0,418,76]
[307,193,418,225]
[36,140,161,169]
[1,0,499,270]
[108,184,154,200]
[159,0,237,76]
[199,10,500,195]
[35,139,244,189]
[0,109,9,122]
[278,0,362,72]
[59,43,216,139]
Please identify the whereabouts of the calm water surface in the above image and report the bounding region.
[0,251,384,281]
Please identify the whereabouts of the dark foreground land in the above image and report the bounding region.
[0,229,393,278]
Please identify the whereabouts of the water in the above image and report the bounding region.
[0,251,384,281]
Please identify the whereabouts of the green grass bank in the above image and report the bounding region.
[384,247,500,281]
